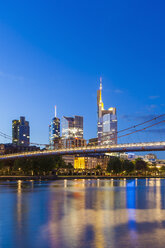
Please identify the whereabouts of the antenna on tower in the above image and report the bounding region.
[100,77,102,90]
[55,105,57,117]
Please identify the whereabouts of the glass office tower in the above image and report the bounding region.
[49,117,60,144]
[62,115,84,148]
[97,78,117,145]
[102,109,117,145]
[49,106,60,149]
[12,116,30,146]
[62,116,83,139]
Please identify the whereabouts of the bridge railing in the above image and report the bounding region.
[0,141,165,160]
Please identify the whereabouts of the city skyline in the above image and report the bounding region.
[1,2,165,248]
[0,0,165,158]
[1,77,165,158]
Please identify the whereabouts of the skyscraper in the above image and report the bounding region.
[12,116,30,146]
[62,115,83,139]
[49,106,60,149]
[97,78,104,144]
[97,78,117,145]
[62,115,85,148]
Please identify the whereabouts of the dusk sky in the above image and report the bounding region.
[0,0,165,156]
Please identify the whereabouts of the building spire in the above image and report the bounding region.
[100,77,102,91]
[55,105,57,117]
[97,77,104,117]
[99,77,103,103]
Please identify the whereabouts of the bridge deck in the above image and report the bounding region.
[0,142,165,160]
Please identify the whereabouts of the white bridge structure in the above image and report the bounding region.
[0,141,165,160]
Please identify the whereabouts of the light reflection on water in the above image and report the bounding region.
[0,179,165,248]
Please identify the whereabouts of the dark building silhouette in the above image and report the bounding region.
[12,116,30,146]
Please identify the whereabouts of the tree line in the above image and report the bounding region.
[0,155,73,175]
[0,155,164,176]
[107,157,160,175]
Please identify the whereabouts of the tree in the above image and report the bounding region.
[0,160,6,170]
[135,158,148,172]
[107,157,122,175]
[150,166,159,175]
[159,166,165,175]
[11,155,67,175]
[0,160,11,174]
[122,159,135,173]
[13,157,33,175]
[160,166,165,171]
[0,159,14,174]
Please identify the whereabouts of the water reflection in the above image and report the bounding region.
[17,180,22,225]
[0,179,165,247]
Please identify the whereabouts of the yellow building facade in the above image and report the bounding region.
[74,157,86,169]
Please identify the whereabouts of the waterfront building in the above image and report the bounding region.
[62,115,85,148]
[74,155,109,169]
[97,78,117,145]
[74,157,86,169]
[62,155,75,167]
[145,153,157,161]
[12,116,30,146]
[74,157,97,169]
[49,106,60,149]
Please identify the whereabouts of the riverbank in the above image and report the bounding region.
[0,175,58,181]
[57,175,165,180]
[0,175,164,181]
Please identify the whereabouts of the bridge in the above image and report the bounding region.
[0,141,165,160]
[0,114,165,161]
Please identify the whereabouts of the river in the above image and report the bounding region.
[0,179,165,248]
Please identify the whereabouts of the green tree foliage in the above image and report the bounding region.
[0,160,6,170]
[159,166,165,175]
[107,157,122,175]
[160,166,165,171]
[150,166,159,175]
[122,159,135,173]
[0,159,14,174]
[0,155,66,175]
[135,158,148,171]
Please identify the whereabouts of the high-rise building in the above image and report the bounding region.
[12,116,30,146]
[62,115,83,139]
[49,106,60,149]
[62,115,84,148]
[97,78,117,145]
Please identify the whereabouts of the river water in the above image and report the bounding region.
[0,179,165,248]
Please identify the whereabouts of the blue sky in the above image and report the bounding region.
[0,0,165,157]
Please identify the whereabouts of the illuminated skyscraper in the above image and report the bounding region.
[97,78,104,144]
[62,115,85,148]
[62,115,83,139]
[49,106,60,148]
[12,116,30,146]
[97,78,117,145]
